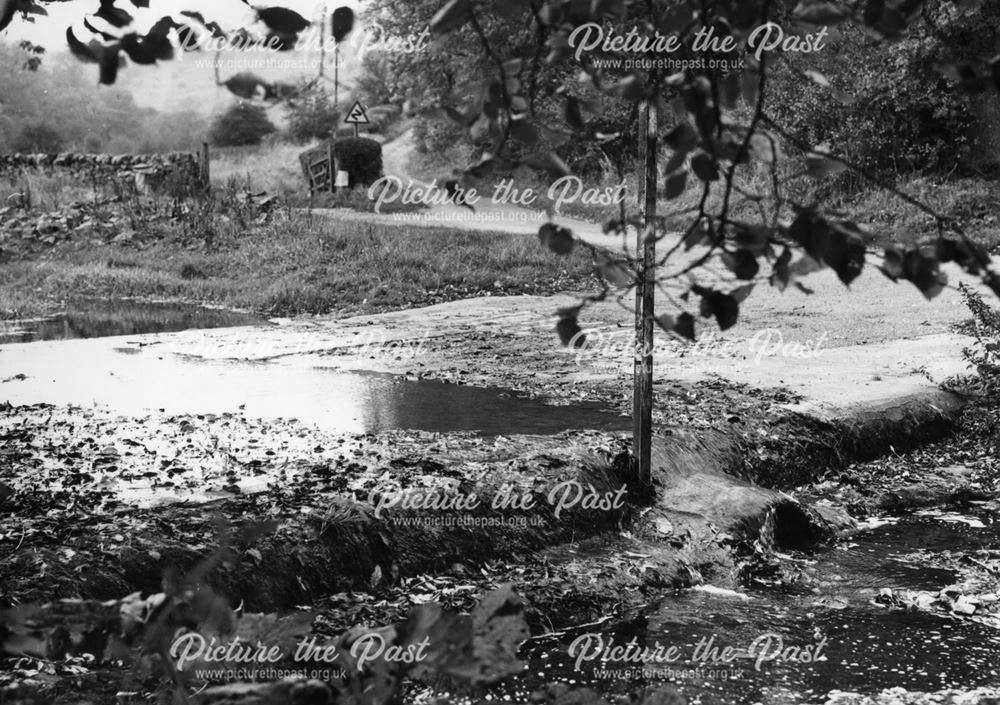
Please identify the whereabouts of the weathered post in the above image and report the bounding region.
[633,96,657,487]
[200,142,210,191]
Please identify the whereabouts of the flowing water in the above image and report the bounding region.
[494,509,1000,704]
[4,300,998,702]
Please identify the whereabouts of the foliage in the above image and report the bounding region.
[0,43,207,154]
[284,83,339,143]
[960,283,1000,395]
[210,102,277,147]
[11,122,64,153]
[764,3,999,181]
[333,137,383,186]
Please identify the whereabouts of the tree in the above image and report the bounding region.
[284,82,339,143]
[12,122,63,152]
[209,102,276,147]
[7,0,1000,507]
[417,0,1000,484]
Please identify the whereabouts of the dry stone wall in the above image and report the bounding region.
[0,152,204,191]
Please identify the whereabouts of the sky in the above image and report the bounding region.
[3,0,340,47]
[1,0,369,114]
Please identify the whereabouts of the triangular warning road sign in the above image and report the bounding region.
[344,101,369,124]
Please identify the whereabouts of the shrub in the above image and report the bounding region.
[333,137,383,186]
[209,102,276,147]
[284,84,339,143]
[961,283,1000,396]
[13,123,65,153]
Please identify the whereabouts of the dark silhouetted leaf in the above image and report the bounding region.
[673,312,696,340]
[510,117,538,146]
[691,153,718,182]
[556,316,586,347]
[258,6,310,33]
[98,45,121,84]
[565,95,584,129]
[693,286,739,330]
[0,0,17,33]
[95,0,132,28]
[664,171,688,199]
[936,238,986,275]
[770,246,793,291]
[66,27,98,63]
[664,122,697,154]
[598,257,632,287]
[224,72,270,100]
[332,6,354,42]
[538,223,574,255]
[722,250,760,280]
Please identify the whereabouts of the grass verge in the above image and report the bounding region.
[0,209,598,320]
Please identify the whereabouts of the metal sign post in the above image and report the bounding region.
[344,100,369,138]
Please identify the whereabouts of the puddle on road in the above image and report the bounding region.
[0,343,628,436]
[494,511,1000,704]
[0,298,262,344]
[1,299,628,436]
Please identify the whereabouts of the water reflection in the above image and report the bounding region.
[0,298,262,344]
[0,337,629,436]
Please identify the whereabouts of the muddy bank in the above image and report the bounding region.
[1,403,878,615]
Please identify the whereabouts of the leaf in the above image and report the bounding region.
[731,283,755,303]
[789,210,866,285]
[691,153,718,182]
[120,27,173,64]
[538,223,574,255]
[331,6,354,42]
[459,585,529,684]
[722,250,760,280]
[223,72,269,100]
[936,238,987,276]
[98,45,122,85]
[556,316,586,347]
[95,0,132,28]
[0,0,17,33]
[399,603,476,679]
[510,117,539,146]
[664,123,697,155]
[598,257,632,287]
[66,27,98,64]
[881,247,947,300]
[693,286,739,330]
[673,312,696,340]
[430,0,472,34]
[664,171,688,199]
[258,6,310,34]
[565,96,584,130]
[770,246,793,292]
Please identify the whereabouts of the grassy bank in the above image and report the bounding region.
[0,207,598,320]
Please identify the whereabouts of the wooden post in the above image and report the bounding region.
[633,97,657,488]
[327,143,334,193]
[200,142,211,191]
